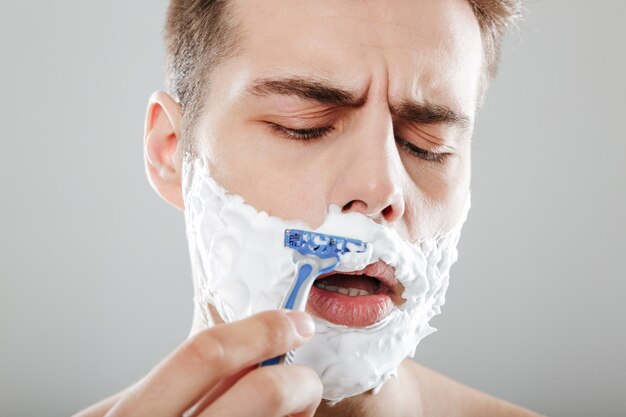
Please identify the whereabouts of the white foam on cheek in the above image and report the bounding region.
[183,155,470,402]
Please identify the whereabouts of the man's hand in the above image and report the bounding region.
[74,310,322,417]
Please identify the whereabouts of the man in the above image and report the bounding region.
[76,0,543,416]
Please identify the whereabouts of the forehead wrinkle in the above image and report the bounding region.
[309,12,427,34]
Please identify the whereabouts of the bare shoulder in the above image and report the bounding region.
[405,360,546,417]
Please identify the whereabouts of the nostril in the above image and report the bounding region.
[342,200,370,214]
[382,205,393,217]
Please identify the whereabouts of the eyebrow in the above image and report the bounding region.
[248,77,367,107]
[247,76,470,128]
[391,101,471,129]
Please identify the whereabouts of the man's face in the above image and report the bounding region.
[194,0,481,243]
[168,0,484,399]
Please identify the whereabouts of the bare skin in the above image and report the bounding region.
[75,0,545,416]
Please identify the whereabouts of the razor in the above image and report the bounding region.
[260,229,368,366]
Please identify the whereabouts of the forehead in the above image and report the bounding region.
[226,0,483,112]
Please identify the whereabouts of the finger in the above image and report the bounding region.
[198,365,323,417]
[107,310,315,417]
[71,388,126,417]
[184,365,255,417]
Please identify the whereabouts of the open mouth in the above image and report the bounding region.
[306,260,405,327]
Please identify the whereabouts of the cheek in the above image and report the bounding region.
[400,150,471,238]
[401,149,469,196]
[205,121,332,226]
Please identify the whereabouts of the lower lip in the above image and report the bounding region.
[306,285,394,327]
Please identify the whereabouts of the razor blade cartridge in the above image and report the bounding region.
[284,229,368,258]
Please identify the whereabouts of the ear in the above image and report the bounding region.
[143,91,185,210]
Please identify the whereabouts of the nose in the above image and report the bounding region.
[330,108,405,224]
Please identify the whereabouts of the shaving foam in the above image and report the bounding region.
[183,154,470,402]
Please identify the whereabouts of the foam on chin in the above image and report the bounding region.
[182,154,470,402]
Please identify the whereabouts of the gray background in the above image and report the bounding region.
[1,1,624,416]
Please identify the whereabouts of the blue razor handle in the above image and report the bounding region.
[260,229,368,367]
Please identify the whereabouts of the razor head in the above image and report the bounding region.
[284,229,368,258]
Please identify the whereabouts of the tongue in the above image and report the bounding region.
[316,274,381,293]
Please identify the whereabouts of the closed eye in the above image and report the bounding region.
[266,122,451,163]
[395,137,451,163]
[266,123,335,141]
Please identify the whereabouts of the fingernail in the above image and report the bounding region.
[286,311,315,339]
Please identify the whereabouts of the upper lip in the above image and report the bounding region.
[317,260,405,303]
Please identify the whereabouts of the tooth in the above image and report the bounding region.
[348,288,360,297]
[319,285,372,296]
[337,287,350,295]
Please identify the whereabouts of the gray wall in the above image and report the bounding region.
[1,1,624,416]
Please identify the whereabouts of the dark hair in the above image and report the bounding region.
[164,0,522,153]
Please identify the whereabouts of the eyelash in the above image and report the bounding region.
[395,136,451,164]
[267,123,450,163]
[267,123,335,141]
